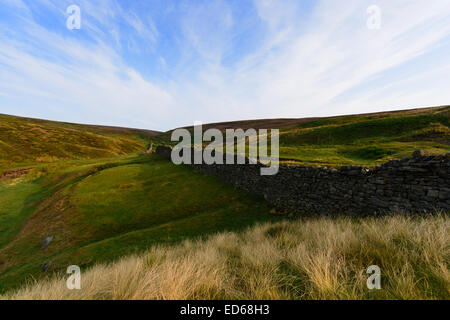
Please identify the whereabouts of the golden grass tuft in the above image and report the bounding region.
[2,215,449,300]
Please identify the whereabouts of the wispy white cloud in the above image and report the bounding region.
[179,0,234,63]
[0,0,449,130]
[0,1,174,129]
[176,0,450,122]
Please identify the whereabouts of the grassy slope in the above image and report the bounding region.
[160,106,450,167]
[0,106,448,296]
[4,215,449,300]
[277,106,450,166]
[0,114,159,169]
[0,115,276,292]
[0,154,275,293]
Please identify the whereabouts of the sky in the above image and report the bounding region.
[1,0,450,131]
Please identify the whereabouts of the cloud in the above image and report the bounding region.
[180,0,234,62]
[181,0,450,121]
[0,0,449,130]
[123,12,158,44]
[0,1,174,130]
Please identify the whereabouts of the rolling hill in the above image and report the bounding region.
[0,106,449,295]
[160,105,450,166]
[0,154,275,292]
[0,113,160,169]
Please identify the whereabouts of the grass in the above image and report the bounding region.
[281,113,449,145]
[277,106,449,166]
[161,106,449,166]
[3,214,448,300]
[277,141,447,166]
[0,114,158,169]
[0,114,277,293]
[0,106,448,299]
[0,182,41,249]
[0,154,276,293]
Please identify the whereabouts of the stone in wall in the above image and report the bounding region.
[155,145,172,158]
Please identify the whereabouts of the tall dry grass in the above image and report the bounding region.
[3,215,449,300]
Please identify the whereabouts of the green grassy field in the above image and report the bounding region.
[0,154,275,293]
[0,106,448,296]
[161,105,450,166]
[276,107,449,166]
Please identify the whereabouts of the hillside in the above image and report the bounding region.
[179,106,445,132]
[2,106,449,169]
[162,105,450,166]
[0,154,275,292]
[0,114,160,169]
[277,106,449,166]
[0,106,448,296]
[0,115,278,293]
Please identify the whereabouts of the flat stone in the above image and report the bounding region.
[43,261,52,272]
[439,191,450,200]
[427,190,439,198]
[41,236,54,249]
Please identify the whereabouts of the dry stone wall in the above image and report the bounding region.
[155,146,450,215]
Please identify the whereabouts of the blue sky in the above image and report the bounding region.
[1,0,450,131]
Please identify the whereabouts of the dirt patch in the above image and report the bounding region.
[119,183,135,189]
[31,126,50,135]
[142,142,153,155]
[0,168,33,181]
